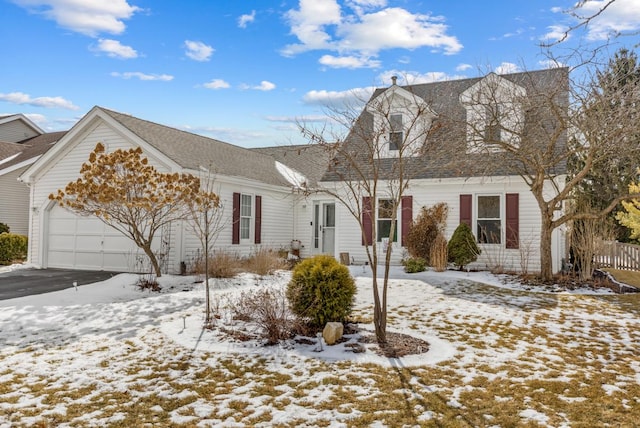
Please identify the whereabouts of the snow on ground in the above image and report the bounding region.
[0,264,638,427]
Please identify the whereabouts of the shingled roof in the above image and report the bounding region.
[0,131,67,173]
[321,67,569,182]
[100,107,292,187]
[251,144,332,188]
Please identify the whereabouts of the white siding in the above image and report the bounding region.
[0,120,39,143]
[322,176,564,274]
[28,122,173,272]
[0,167,29,235]
[180,181,295,269]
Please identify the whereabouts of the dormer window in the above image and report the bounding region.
[460,74,525,154]
[484,104,501,143]
[389,114,403,151]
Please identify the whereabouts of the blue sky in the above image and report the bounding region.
[2,0,639,148]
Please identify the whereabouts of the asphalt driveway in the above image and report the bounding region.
[0,268,121,301]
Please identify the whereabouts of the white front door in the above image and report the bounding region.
[313,202,335,256]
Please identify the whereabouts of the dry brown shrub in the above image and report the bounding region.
[191,250,241,278]
[244,247,287,276]
[430,233,448,272]
[405,202,448,265]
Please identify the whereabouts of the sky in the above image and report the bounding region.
[1,0,640,148]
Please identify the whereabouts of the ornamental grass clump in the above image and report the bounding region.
[286,255,356,328]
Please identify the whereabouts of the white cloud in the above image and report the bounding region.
[494,62,521,75]
[319,54,380,69]
[238,10,256,28]
[377,69,463,85]
[241,81,276,91]
[0,92,79,110]
[538,59,565,69]
[265,114,328,123]
[184,40,214,62]
[282,0,342,56]
[282,1,462,64]
[456,63,472,72]
[302,86,375,107]
[203,79,231,90]
[541,24,569,43]
[110,72,173,81]
[93,39,138,59]
[12,0,140,37]
[573,0,640,40]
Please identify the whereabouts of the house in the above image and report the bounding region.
[0,114,66,235]
[312,68,569,273]
[19,68,568,275]
[18,106,328,273]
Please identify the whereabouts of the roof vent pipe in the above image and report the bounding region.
[391,75,398,86]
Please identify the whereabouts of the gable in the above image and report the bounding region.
[0,114,44,143]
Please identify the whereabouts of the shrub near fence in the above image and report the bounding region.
[0,233,28,265]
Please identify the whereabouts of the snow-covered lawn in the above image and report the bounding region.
[1,265,639,427]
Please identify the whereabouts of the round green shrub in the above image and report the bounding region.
[447,223,480,270]
[0,233,28,265]
[402,257,426,273]
[286,254,356,327]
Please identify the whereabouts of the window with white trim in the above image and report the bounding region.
[477,195,501,244]
[389,114,403,151]
[377,199,397,242]
[240,194,252,241]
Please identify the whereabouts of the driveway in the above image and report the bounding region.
[0,268,121,300]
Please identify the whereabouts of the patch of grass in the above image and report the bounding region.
[603,268,640,288]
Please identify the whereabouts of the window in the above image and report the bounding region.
[240,194,252,240]
[477,195,501,244]
[377,199,397,242]
[389,114,403,151]
[484,104,501,143]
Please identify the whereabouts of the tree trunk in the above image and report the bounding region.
[142,244,162,277]
[540,216,554,281]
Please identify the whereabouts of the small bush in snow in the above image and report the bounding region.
[286,255,356,328]
[447,223,480,270]
[0,233,27,265]
[402,257,426,273]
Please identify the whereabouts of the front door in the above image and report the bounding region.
[313,202,335,256]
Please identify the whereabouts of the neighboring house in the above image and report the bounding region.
[18,68,568,274]
[0,114,65,235]
[19,106,328,273]
[312,68,569,273]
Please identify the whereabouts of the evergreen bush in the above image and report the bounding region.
[286,255,356,327]
[447,223,480,270]
[0,222,9,234]
[0,233,28,265]
[402,257,426,273]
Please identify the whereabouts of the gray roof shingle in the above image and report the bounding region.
[251,144,333,187]
[0,131,67,172]
[321,68,569,182]
[100,107,291,187]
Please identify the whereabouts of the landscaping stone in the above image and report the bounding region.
[323,322,343,345]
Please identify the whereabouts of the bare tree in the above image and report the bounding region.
[299,82,437,343]
[447,65,640,281]
[185,166,224,327]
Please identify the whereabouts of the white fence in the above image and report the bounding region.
[594,241,640,271]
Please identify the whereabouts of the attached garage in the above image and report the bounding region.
[46,204,139,271]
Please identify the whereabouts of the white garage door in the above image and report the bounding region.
[47,204,139,271]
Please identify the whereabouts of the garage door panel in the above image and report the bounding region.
[47,205,136,272]
[48,235,75,251]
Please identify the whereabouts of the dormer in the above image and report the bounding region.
[366,82,437,158]
[459,73,526,154]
